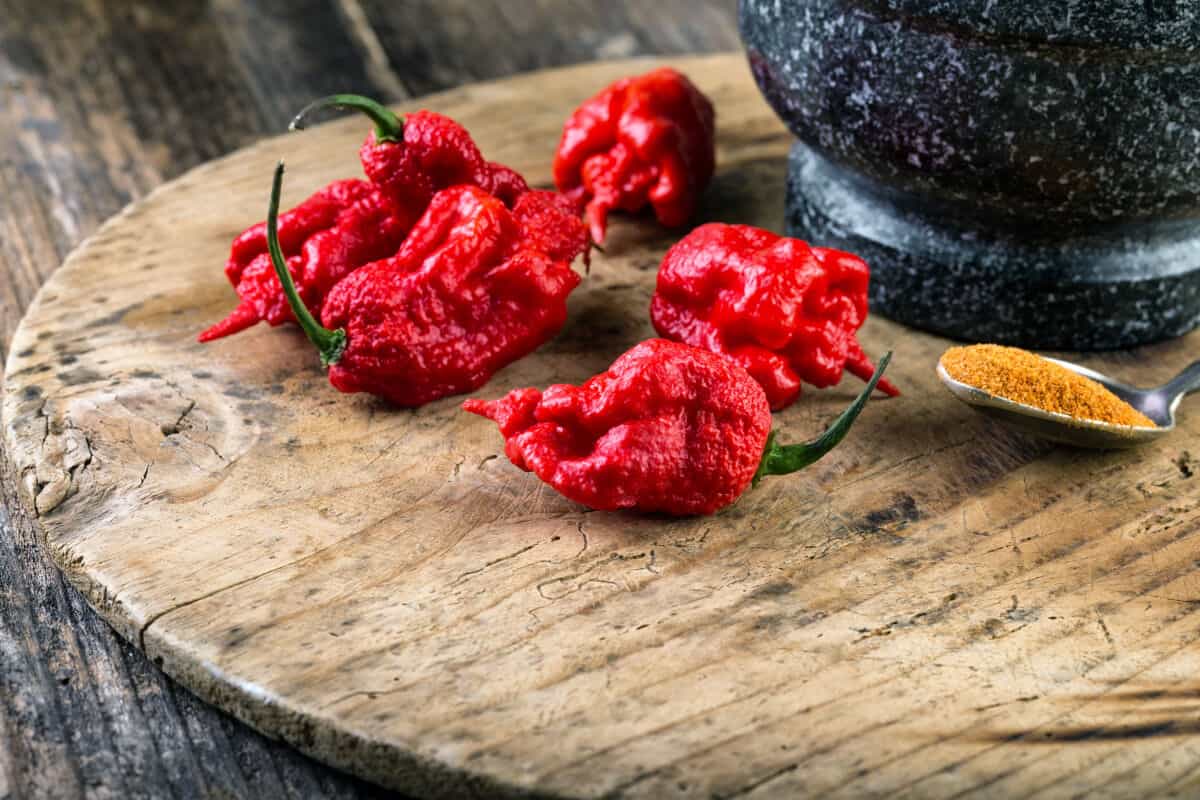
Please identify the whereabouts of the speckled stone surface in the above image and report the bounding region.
[740,0,1200,348]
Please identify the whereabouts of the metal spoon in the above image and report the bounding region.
[937,357,1200,449]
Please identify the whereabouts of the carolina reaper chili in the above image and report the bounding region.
[650,223,899,410]
[465,339,891,516]
[553,67,715,244]
[201,94,534,343]
[198,180,410,342]
[264,162,588,407]
[291,94,530,211]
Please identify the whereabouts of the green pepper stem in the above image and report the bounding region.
[753,351,893,485]
[289,94,404,143]
[266,162,347,367]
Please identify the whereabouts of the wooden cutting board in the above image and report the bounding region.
[6,53,1200,799]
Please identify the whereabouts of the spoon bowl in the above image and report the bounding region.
[937,357,1200,449]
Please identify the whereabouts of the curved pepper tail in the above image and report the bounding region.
[582,239,601,272]
[585,201,610,246]
[846,344,901,397]
[198,301,259,342]
[289,93,404,143]
[463,388,542,436]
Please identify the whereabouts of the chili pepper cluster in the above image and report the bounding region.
[200,69,897,517]
[201,95,544,345]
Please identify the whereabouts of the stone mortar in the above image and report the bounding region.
[740,0,1200,349]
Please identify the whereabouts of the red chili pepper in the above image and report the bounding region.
[553,67,716,244]
[650,223,900,410]
[465,340,890,516]
[198,180,411,342]
[291,94,529,212]
[263,163,586,407]
[202,95,533,344]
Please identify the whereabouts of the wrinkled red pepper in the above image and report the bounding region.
[198,180,411,342]
[263,163,587,407]
[465,339,890,516]
[200,95,533,343]
[553,67,715,244]
[650,223,900,410]
[292,94,529,212]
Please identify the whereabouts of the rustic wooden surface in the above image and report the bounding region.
[0,4,740,798]
[9,49,1200,799]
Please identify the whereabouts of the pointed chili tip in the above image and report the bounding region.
[846,345,901,397]
[462,398,489,416]
[753,350,892,485]
[289,93,404,143]
[198,301,259,342]
[584,201,610,247]
[264,160,348,367]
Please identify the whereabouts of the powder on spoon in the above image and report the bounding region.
[940,344,1156,428]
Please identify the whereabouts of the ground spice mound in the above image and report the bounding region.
[941,344,1155,428]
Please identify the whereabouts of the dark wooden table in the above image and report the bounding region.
[0,3,739,797]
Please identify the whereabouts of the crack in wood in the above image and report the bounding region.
[160,400,196,437]
[450,542,541,587]
[719,762,799,799]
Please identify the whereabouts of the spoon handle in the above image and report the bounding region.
[1163,360,1200,399]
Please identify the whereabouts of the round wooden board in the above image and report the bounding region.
[6,53,1200,799]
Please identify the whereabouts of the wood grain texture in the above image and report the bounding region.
[7,53,1200,799]
[0,3,737,798]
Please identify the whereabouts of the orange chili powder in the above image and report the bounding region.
[940,344,1155,428]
